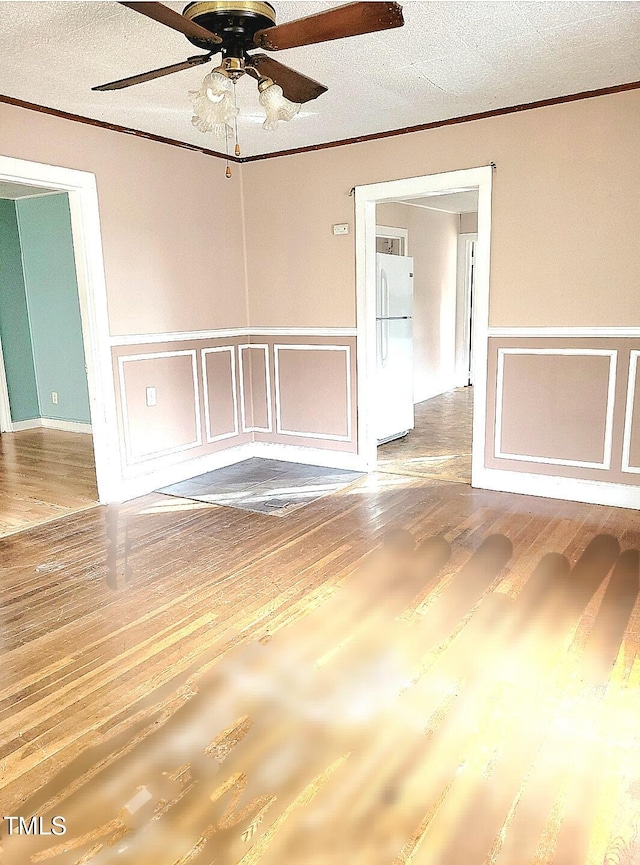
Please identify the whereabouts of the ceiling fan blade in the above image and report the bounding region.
[253,2,404,51]
[92,54,212,91]
[250,55,328,103]
[120,2,222,46]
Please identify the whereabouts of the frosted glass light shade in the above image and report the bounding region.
[258,83,300,130]
[190,71,239,137]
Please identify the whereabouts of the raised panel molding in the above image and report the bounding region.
[201,346,239,443]
[622,350,640,474]
[118,350,201,464]
[273,344,352,442]
[494,347,617,469]
[238,343,272,433]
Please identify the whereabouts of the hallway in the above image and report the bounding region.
[377,387,473,483]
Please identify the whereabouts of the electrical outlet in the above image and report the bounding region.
[51,391,58,405]
[333,223,349,235]
[146,387,157,407]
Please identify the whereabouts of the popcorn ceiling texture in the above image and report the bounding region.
[0,1,638,157]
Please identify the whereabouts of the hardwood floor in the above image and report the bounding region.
[378,387,473,484]
[0,428,98,537]
[2,471,640,864]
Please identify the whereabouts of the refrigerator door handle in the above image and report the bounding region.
[381,319,389,365]
[381,269,389,318]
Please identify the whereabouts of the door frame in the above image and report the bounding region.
[455,232,478,387]
[0,155,120,502]
[354,166,493,484]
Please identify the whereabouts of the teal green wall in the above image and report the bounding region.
[0,199,40,422]
[15,194,90,424]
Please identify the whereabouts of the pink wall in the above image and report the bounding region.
[376,202,459,403]
[0,102,247,336]
[242,90,640,328]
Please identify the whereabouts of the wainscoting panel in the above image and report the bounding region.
[496,349,615,468]
[118,350,201,463]
[239,344,271,433]
[111,330,358,483]
[112,336,251,475]
[274,345,351,441]
[252,335,358,454]
[622,350,640,473]
[202,346,238,442]
[486,336,640,488]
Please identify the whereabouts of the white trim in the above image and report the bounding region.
[250,328,357,337]
[375,225,409,256]
[238,344,272,433]
[494,348,617,470]
[10,418,92,433]
[118,443,256,502]
[273,344,352,442]
[252,442,363,472]
[109,327,357,346]
[118,350,202,464]
[201,346,239,443]
[488,327,640,338]
[455,232,477,387]
[0,328,12,433]
[474,466,640,511]
[622,350,640,474]
[10,419,41,432]
[41,418,92,434]
[0,155,119,502]
[115,441,363,502]
[355,166,493,484]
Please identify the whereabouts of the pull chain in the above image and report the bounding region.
[224,124,231,178]
[233,79,240,157]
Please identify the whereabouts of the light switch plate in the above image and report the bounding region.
[146,386,157,407]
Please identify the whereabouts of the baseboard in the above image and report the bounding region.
[113,441,364,502]
[9,418,92,434]
[10,418,41,431]
[475,466,640,510]
[252,442,365,472]
[41,418,92,434]
[116,444,255,502]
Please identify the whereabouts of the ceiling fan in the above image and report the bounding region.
[93,1,404,164]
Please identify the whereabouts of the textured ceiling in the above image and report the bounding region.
[0,1,639,158]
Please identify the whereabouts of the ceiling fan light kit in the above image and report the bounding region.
[95,0,405,174]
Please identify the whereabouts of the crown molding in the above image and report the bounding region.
[0,94,237,162]
[2,78,639,164]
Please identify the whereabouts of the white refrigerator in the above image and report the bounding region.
[375,252,414,444]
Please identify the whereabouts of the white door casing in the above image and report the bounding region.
[355,166,493,484]
[0,155,119,502]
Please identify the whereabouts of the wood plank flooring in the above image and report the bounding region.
[2,473,640,864]
[0,429,98,537]
[378,388,472,484]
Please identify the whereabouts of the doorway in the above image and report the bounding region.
[0,155,118,522]
[0,185,99,534]
[354,166,493,486]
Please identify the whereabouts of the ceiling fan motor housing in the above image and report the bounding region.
[183,1,276,57]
